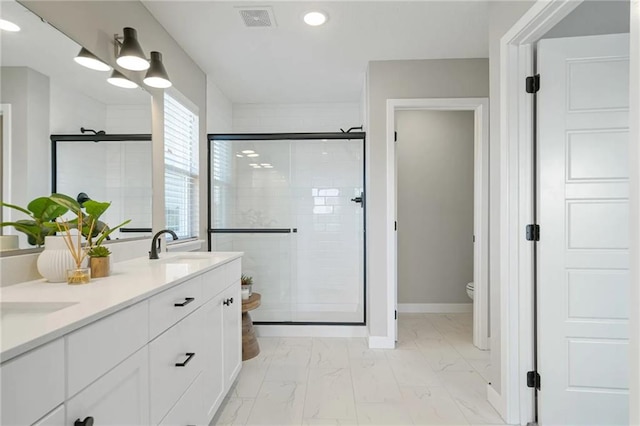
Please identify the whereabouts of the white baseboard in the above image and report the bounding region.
[398,303,473,313]
[368,336,395,349]
[486,384,505,420]
[255,325,367,338]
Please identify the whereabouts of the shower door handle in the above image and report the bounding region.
[351,192,364,208]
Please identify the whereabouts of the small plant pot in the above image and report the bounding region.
[67,268,91,285]
[90,256,111,278]
[241,284,252,300]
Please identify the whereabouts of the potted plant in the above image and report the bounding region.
[241,274,253,300]
[49,193,131,280]
[87,246,111,278]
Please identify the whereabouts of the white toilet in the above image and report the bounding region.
[466,282,474,300]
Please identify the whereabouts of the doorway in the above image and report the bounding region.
[386,98,489,350]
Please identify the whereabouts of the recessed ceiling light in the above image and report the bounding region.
[0,19,20,32]
[304,11,327,26]
[241,150,255,154]
[260,163,271,166]
[263,165,273,169]
[247,153,260,158]
[236,154,244,158]
[249,163,258,166]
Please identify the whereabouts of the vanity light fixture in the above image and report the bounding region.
[74,48,111,72]
[144,52,172,89]
[106,70,138,89]
[0,18,20,32]
[303,11,327,26]
[114,27,149,71]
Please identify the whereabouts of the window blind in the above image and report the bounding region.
[164,93,199,239]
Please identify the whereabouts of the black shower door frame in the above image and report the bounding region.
[207,132,367,326]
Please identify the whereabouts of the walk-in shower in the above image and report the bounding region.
[208,132,366,325]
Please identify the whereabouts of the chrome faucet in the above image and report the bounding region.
[149,229,178,259]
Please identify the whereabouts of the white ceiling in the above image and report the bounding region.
[142,1,490,104]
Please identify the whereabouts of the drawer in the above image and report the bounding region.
[227,259,242,284]
[159,373,205,426]
[150,276,203,339]
[0,339,64,426]
[33,405,65,426]
[67,301,148,397]
[201,266,227,301]
[150,308,204,424]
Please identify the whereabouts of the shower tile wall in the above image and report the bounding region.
[212,139,364,323]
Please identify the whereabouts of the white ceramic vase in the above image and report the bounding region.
[37,236,77,282]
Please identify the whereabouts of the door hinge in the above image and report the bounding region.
[394,131,398,142]
[395,310,397,320]
[526,224,540,241]
[526,74,540,94]
[527,371,541,389]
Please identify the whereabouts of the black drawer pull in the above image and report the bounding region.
[229,297,234,304]
[75,417,94,426]
[223,298,230,306]
[174,297,195,307]
[175,352,195,367]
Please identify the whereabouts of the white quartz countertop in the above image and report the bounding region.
[0,251,243,363]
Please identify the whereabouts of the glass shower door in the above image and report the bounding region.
[209,135,364,324]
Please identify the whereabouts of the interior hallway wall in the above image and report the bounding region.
[396,110,474,305]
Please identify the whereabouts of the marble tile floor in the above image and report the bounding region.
[212,313,504,426]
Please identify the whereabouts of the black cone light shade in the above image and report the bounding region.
[107,70,138,89]
[116,27,149,71]
[144,51,172,89]
[74,47,111,71]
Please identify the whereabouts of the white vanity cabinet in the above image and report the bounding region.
[0,254,243,426]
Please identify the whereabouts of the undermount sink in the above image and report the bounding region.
[0,302,78,323]
[158,253,214,264]
[1,301,78,316]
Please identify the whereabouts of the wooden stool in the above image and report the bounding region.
[241,292,261,361]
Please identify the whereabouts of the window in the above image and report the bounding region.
[164,93,199,239]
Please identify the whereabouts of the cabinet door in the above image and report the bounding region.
[222,285,242,389]
[202,295,225,420]
[66,347,149,426]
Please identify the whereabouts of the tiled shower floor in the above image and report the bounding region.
[212,313,504,425]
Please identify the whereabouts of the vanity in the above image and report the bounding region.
[0,251,243,426]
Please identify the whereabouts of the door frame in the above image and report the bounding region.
[498,1,640,424]
[386,97,490,349]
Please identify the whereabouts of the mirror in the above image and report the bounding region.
[0,0,152,250]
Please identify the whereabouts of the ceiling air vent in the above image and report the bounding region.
[238,7,277,28]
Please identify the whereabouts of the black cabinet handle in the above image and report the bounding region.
[229,297,234,304]
[175,352,195,367]
[174,297,195,307]
[75,417,94,426]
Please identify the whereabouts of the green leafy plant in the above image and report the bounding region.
[241,274,253,286]
[87,246,111,258]
[0,197,69,246]
[49,193,131,249]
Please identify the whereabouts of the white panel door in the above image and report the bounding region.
[538,33,629,425]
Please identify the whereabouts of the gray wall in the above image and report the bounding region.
[543,0,629,39]
[397,110,474,304]
[488,0,536,397]
[365,58,489,338]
